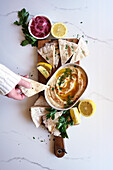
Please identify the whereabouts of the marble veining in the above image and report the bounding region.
[0,10,112,48]
[0,157,54,170]
[87,91,113,103]
[0,130,33,141]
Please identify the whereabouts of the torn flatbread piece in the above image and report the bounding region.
[70,37,89,63]
[34,95,49,107]
[31,106,49,128]
[54,42,60,68]
[42,111,63,136]
[59,39,78,65]
[20,77,48,97]
[45,42,60,68]
[38,43,55,68]
[78,37,89,56]
[70,46,84,63]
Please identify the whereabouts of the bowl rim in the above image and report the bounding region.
[44,63,88,111]
[28,14,52,40]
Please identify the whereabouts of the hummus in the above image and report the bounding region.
[46,65,88,109]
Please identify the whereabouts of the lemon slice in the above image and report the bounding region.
[78,99,96,117]
[70,107,81,125]
[37,65,50,79]
[51,22,68,38]
[37,62,52,73]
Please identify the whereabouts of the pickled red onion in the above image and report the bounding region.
[30,16,51,38]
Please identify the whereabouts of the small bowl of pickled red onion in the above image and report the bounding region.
[28,15,52,39]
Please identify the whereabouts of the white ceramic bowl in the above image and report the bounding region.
[28,15,52,40]
[44,63,88,111]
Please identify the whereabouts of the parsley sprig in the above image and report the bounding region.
[46,108,74,138]
[14,8,38,47]
[57,110,73,138]
[46,108,57,120]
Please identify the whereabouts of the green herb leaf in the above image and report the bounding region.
[46,108,55,111]
[21,40,29,46]
[14,8,38,47]
[82,35,84,38]
[85,40,88,44]
[14,21,20,26]
[52,87,55,91]
[46,109,57,120]
[65,44,68,49]
[59,116,65,123]
[46,56,49,60]
[77,34,79,39]
[52,114,55,120]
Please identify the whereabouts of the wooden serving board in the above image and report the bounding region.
[37,39,80,157]
[38,39,79,85]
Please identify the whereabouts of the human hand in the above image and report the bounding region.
[6,75,32,100]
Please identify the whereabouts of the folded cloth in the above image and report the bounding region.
[0,64,21,95]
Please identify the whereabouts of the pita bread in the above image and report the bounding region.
[78,38,89,56]
[42,111,63,136]
[54,42,60,68]
[20,77,48,97]
[59,39,78,65]
[70,38,89,63]
[31,106,49,128]
[45,42,60,68]
[37,43,55,68]
[70,46,85,63]
[34,95,49,107]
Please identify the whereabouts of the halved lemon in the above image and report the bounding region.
[51,22,68,38]
[70,107,81,125]
[37,65,50,79]
[37,62,52,74]
[78,99,96,117]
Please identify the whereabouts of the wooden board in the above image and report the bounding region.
[37,39,80,157]
[37,39,79,85]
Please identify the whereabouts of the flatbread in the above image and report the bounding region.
[37,43,55,68]
[70,38,89,63]
[54,42,60,68]
[34,95,49,107]
[70,46,85,63]
[59,39,78,65]
[20,77,48,97]
[78,37,89,56]
[31,106,49,128]
[42,111,63,136]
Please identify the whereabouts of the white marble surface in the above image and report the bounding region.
[0,0,113,170]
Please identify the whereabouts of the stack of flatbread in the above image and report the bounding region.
[37,38,89,67]
[31,95,63,136]
[37,42,60,68]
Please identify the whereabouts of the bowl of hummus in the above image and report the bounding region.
[45,63,88,110]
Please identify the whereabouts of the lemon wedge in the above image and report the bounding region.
[37,62,52,73]
[78,99,96,117]
[51,22,68,38]
[70,107,81,125]
[37,65,50,79]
